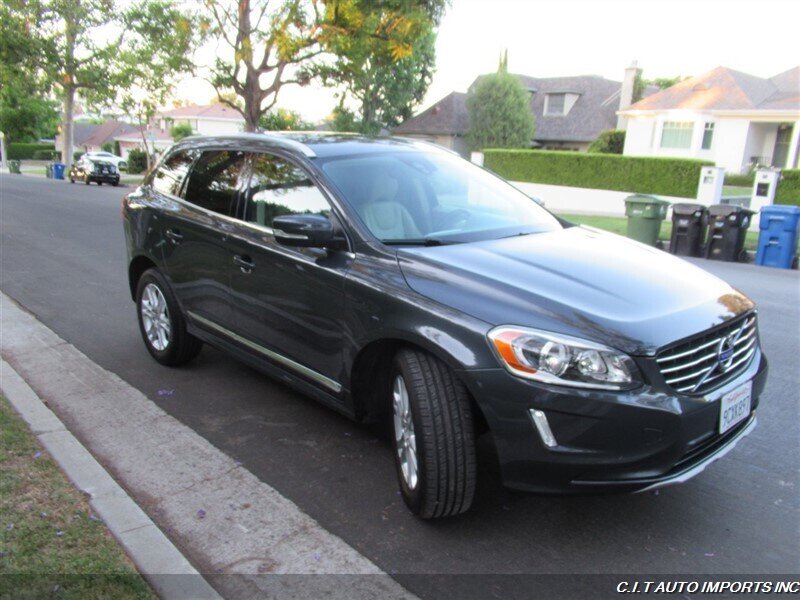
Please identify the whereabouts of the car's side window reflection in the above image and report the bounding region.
[244,153,331,228]
[152,150,197,197]
[183,150,246,216]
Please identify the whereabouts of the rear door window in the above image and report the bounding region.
[243,152,331,228]
[151,150,196,197]
[183,150,247,216]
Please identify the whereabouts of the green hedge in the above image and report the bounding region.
[6,143,56,160]
[484,149,713,198]
[776,170,800,207]
[126,149,147,174]
[724,173,754,187]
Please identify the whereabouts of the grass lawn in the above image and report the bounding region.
[0,397,155,599]
[557,213,759,251]
[722,185,751,197]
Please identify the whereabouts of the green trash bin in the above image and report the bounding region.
[45,163,53,178]
[8,159,21,174]
[624,194,670,246]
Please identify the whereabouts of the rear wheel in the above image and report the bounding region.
[391,349,476,518]
[135,268,202,366]
[85,177,90,185]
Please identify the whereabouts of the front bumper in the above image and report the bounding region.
[90,172,120,183]
[460,347,767,494]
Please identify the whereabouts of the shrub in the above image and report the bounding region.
[588,130,626,154]
[776,169,800,207]
[483,149,713,198]
[126,148,148,174]
[466,54,535,151]
[6,142,55,160]
[170,122,194,142]
[32,150,60,161]
[724,173,754,187]
[101,142,114,153]
[73,151,83,162]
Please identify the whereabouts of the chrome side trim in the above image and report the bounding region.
[187,311,342,393]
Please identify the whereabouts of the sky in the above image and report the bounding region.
[174,0,800,122]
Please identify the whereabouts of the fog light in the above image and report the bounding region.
[529,409,557,448]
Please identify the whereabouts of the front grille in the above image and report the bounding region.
[656,313,758,395]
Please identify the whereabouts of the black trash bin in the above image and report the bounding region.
[669,203,707,257]
[705,205,754,262]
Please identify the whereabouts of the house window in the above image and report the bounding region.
[660,121,693,149]
[545,93,566,115]
[701,122,714,150]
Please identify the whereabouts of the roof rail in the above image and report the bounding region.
[252,131,317,158]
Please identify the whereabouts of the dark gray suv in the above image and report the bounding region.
[123,133,767,518]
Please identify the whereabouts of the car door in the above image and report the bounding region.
[157,148,247,331]
[227,151,353,393]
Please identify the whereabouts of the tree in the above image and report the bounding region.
[170,122,194,141]
[207,0,439,132]
[0,80,60,143]
[12,0,203,171]
[316,1,445,134]
[633,72,686,103]
[588,129,626,154]
[0,1,59,143]
[466,52,535,151]
[110,1,206,168]
[259,108,312,131]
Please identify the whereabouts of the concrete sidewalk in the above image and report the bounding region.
[0,291,412,599]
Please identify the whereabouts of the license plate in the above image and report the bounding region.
[719,380,752,434]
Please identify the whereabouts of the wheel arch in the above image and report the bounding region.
[128,254,157,300]
[348,335,489,436]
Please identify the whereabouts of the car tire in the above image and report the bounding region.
[85,178,90,185]
[97,181,103,186]
[391,348,476,518]
[135,268,202,366]
[111,181,119,187]
[69,177,74,184]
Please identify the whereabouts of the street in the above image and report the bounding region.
[1,175,798,595]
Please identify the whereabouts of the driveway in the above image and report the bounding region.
[1,174,798,596]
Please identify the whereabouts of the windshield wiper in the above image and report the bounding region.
[381,238,449,247]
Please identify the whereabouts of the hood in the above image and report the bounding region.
[397,227,754,356]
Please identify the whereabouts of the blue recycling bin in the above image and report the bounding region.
[52,162,66,180]
[755,205,800,269]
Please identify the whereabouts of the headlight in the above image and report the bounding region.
[487,326,641,390]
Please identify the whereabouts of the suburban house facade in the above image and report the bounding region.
[619,66,800,173]
[114,103,246,159]
[394,64,651,157]
[55,120,138,157]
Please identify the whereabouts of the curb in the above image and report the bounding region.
[0,359,222,600]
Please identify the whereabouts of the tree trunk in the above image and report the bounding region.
[63,86,75,171]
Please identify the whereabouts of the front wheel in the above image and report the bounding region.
[391,349,476,518]
[136,268,202,366]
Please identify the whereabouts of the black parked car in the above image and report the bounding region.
[70,156,120,186]
[122,134,767,518]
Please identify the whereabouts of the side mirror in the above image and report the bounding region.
[273,214,334,248]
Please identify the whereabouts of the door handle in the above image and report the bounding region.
[165,229,183,243]
[234,254,255,273]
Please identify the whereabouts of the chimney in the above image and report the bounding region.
[617,60,640,130]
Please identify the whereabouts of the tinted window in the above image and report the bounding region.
[244,153,331,228]
[320,151,561,243]
[184,150,246,215]
[152,150,196,197]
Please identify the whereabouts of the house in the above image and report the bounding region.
[619,66,800,173]
[394,64,652,156]
[113,103,246,159]
[55,120,138,157]
[156,103,245,136]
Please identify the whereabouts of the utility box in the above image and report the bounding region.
[696,166,724,205]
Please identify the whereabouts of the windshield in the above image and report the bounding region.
[319,151,562,244]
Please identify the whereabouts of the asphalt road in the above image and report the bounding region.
[2,175,798,595]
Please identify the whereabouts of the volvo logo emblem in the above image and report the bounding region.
[717,334,737,372]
